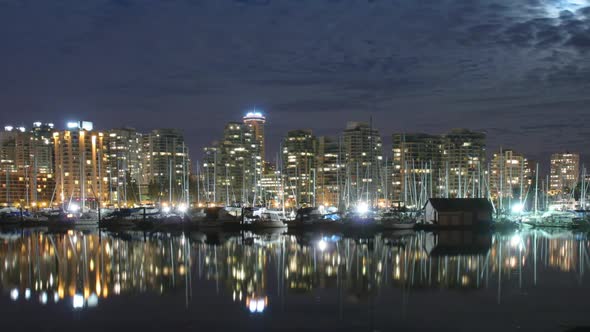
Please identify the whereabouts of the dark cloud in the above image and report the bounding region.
[0,0,588,163]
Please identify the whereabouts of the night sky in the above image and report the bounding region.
[0,0,589,165]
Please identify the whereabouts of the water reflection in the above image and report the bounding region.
[1,229,589,313]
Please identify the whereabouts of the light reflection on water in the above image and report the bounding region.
[1,229,589,330]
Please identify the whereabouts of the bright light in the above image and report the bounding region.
[39,292,48,305]
[511,203,524,214]
[256,299,265,313]
[317,239,327,251]
[4,125,14,131]
[177,204,188,213]
[87,294,99,307]
[67,122,78,129]
[54,292,59,303]
[162,206,171,214]
[25,288,31,300]
[249,299,257,313]
[73,294,84,309]
[68,203,80,213]
[510,234,522,249]
[10,289,18,301]
[356,202,369,214]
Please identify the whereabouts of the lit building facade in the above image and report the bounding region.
[143,129,190,203]
[490,149,531,208]
[391,133,443,208]
[106,128,144,206]
[343,122,383,206]
[316,136,343,207]
[443,129,486,199]
[53,121,108,209]
[550,152,580,196]
[283,129,316,206]
[242,111,266,167]
[0,123,55,207]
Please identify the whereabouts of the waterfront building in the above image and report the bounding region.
[316,136,343,208]
[442,129,486,199]
[391,133,443,208]
[242,111,266,167]
[283,129,317,206]
[202,145,219,204]
[260,162,283,208]
[53,121,108,209]
[490,149,531,209]
[217,122,261,205]
[106,128,144,206]
[549,152,580,196]
[143,128,190,204]
[342,122,383,206]
[0,123,55,207]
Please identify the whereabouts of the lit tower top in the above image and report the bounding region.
[243,109,266,164]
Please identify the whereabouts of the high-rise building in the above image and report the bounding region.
[0,123,55,207]
[490,149,531,208]
[106,128,144,205]
[316,136,343,207]
[243,110,266,166]
[143,129,190,204]
[443,129,486,198]
[550,152,580,195]
[260,162,283,208]
[391,133,443,207]
[217,122,261,205]
[342,122,383,205]
[53,121,108,209]
[202,145,219,204]
[283,129,316,206]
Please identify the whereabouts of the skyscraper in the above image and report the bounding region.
[283,129,316,206]
[550,152,580,196]
[443,129,486,199]
[53,121,108,209]
[0,123,55,207]
[106,128,144,205]
[490,149,531,209]
[343,122,383,206]
[243,110,266,166]
[391,133,443,207]
[143,129,190,204]
[316,136,343,207]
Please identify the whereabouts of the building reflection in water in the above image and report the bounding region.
[1,229,589,312]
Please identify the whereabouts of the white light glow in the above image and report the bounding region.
[40,292,48,305]
[356,202,369,214]
[177,204,188,213]
[256,299,265,313]
[73,294,84,309]
[67,122,78,129]
[25,288,31,300]
[511,203,524,214]
[10,289,18,301]
[162,206,171,214]
[317,239,327,251]
[68,203,80,213]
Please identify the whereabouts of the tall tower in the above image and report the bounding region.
[243,110,266,165]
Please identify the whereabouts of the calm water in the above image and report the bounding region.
[1,228,589,332]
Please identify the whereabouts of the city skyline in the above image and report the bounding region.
[0,1,589,166]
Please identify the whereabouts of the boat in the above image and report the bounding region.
[521,211,580,229]
[251,210,288,229]
[379,210,416,230]
[46,210,99,229]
